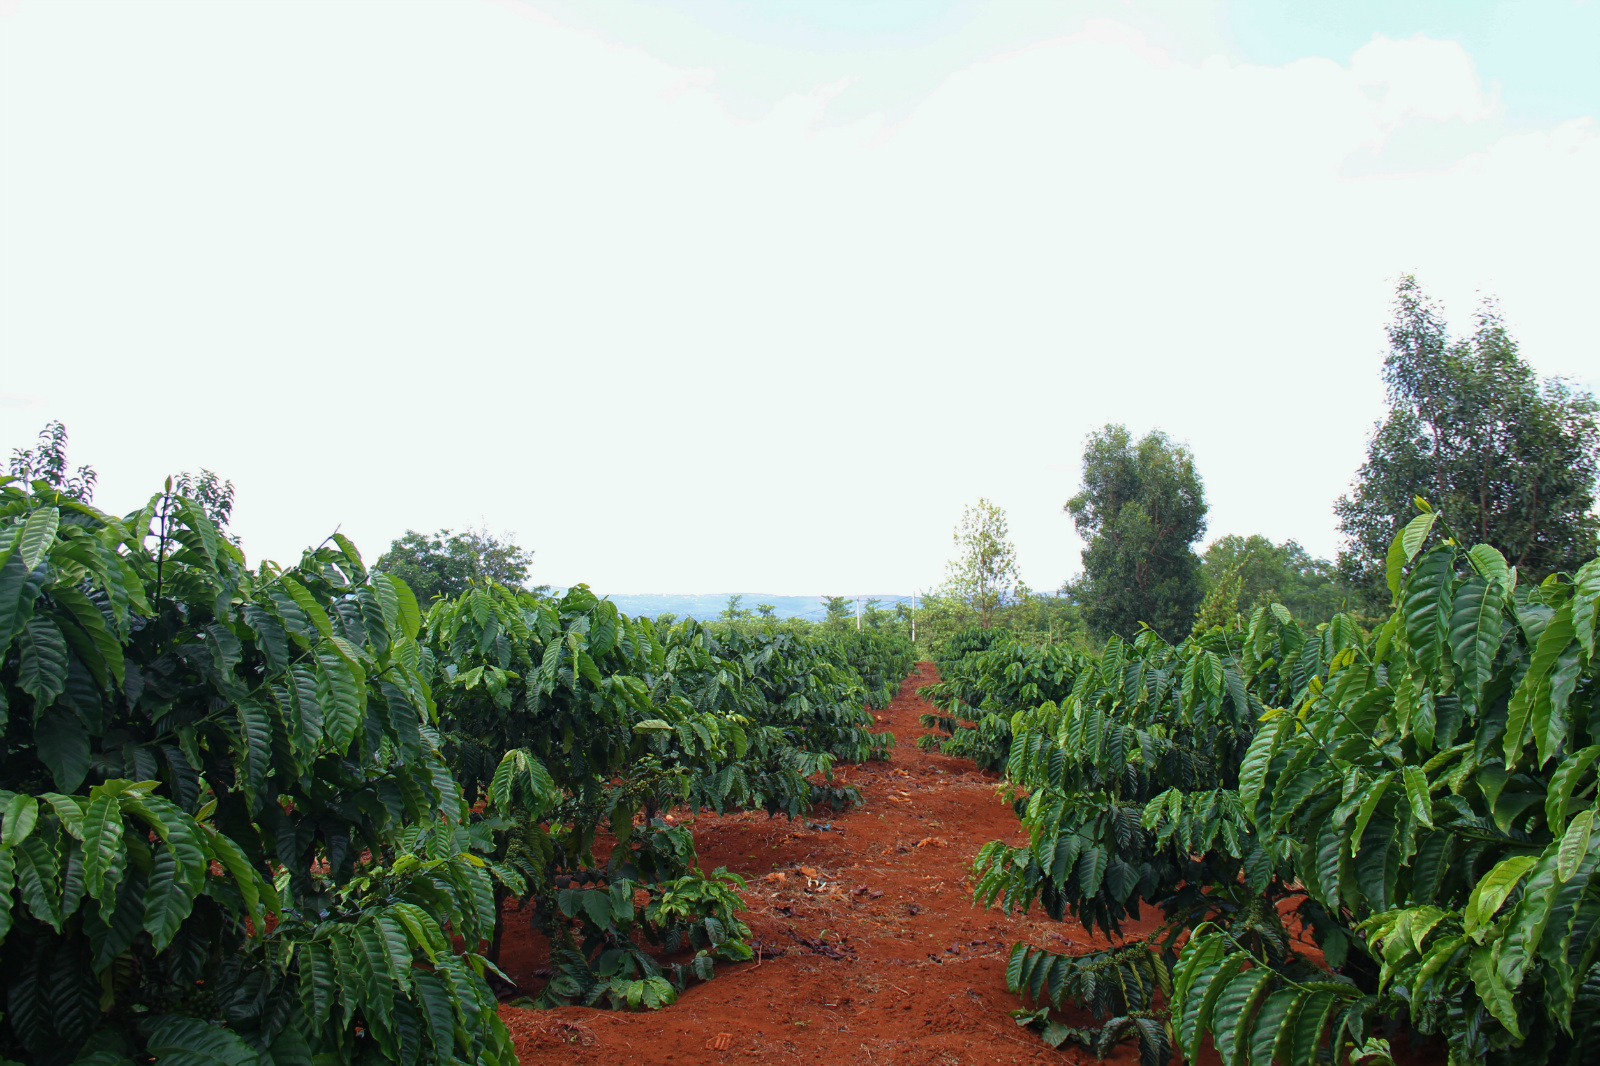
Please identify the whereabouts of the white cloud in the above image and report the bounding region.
[1351,35,1498,126]
[1,2,1594,595]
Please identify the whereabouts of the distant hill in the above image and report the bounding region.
[588,593,914,622]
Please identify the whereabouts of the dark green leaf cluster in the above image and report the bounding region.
[0,479,514,1065]
[375,527,537,607]
[971,617,1313,938]
[1169,929,1373,1066]
[421,584,909,1006]
[974,499,1600,1065]
[1197,534,1353,630]
[918,636,1086,771]
[1065,425,1209,643]
[1005,941,1171,1066]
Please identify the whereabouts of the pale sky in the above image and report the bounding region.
[2,1,1596,595]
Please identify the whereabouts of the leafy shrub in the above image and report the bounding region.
[919,637,1085,771]
[420,580,907,1005]
[0,479,513,1065]
[975,502,1600,1065]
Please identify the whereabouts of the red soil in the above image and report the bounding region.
[497,662,1168,1065]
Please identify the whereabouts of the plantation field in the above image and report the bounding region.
[496,662,1156,1064]
[498,666,1451,1066]
[2,473,1594,1066]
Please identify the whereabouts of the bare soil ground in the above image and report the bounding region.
[497,662,1163,1065]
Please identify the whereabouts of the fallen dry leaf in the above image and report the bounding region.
[532,1021,597,1047]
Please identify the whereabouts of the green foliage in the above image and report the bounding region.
[0,466,912,1058]
[421,582,908,1003]
[819,596,853,632]
[941,498,1024,629]
[1005,941,1171,1066]
[931,625,1010,671]
[720,594,751,623]
[975,495,1600,1065]
[913,589,1088,658]
[1168,924,1375,1066]
[8,421,96,502]
[172,469,237,531]
[1337,276,1599,605]
[1197,534,1351,630]
[918,636,1087,771]
[1066,425,1209,642]
[375,527,537,606]
[971,618,1301,938]
[0,478,513,1065]
[531,833,754,1011]
[833,628,917,711]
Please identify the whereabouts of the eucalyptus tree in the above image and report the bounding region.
[1066,425,1207,642]
[1337,276,1599,604]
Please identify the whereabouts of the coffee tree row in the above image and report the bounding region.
[953,505,1599,1066]
[424,582,905,1005]
[0,477,911,1065]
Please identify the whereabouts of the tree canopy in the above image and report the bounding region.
[941,498,1023,629]
[1194,534,1345,630]
[1336,276,1599,604]
[1065,425,1207,642]
[8,420,97,501]
[374,526,536,604]
[720,593,751,622]
[819,595,853,631]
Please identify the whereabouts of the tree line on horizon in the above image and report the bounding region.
[923,275,1598,649]
[9,274,1596,658]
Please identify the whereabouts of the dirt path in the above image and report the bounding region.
[498,663,1156,1065]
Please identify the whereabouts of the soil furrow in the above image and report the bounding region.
[498,662,1155,1065]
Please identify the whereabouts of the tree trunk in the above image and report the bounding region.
[488,883,510,966]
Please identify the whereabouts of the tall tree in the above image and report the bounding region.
[820,595,853,631]
[1065,425,1207,642]
[720,593,751,623]
[374,526,535,605]
[942,498,1024,629]
[1336,277,1599,604]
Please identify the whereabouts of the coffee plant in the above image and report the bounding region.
[419,579,906,1006]
[918,636,1086,770]
[0,470,914,1061]
[974,502,1600,1065]
[0,478,513,1065]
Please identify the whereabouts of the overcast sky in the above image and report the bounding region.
[2,0,1596,595]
